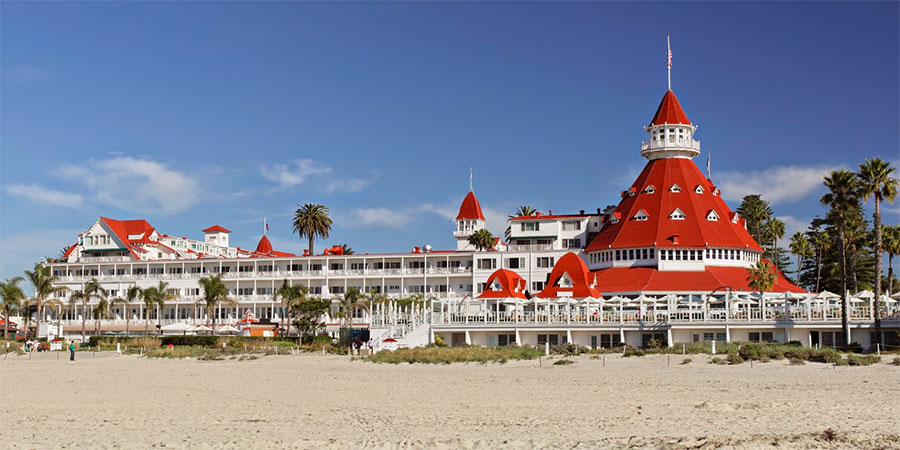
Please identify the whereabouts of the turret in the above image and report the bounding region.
[454,191,486,251]
[640,90,701,160]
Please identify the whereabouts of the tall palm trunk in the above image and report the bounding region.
[34,303,41,340]
[815,247,822,293]
[872,201,883,346]
[81,300,88,342]
[308,236,314,256]
[125,305,130,337]
[3,305,9,339]
[145,305,150,336]
[888,252,894,297]
[157,305,162,331]
[838,220,850,346]
[849,253,858,293]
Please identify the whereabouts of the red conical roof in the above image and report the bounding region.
[649,90,691,126]
[255,235,274,254]
[202,225,231,233]
[456,191,486,220]
[585,158,762,252]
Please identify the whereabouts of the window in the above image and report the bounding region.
[633,210,649,221]
[536,257,554,268]
[669,208,685,220]
[497,334,516,347]
[562,221,582,231]
[329,286,345,294]
[350,262,367,270]
[643,185,656,194]
[537,334,563,346]
[505,257,523,269]
[615,250,621,261]
[520,222,539,232]
[477,258,497,270]
[695,185,704,194]
[669,184,682,193]
[641,249,648,260]
[563,238,581,249]
[707,210,719,221]
[532,281,545,291]
[599,334,621,349]
[628,249,635,260]
[290,264,304,271]
[329,263,344,271]
[310,264,322,271]
[407,261,424,269]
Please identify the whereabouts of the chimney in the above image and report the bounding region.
[549,210,552,215]
[579,210,585,215]
[413,246,421,253]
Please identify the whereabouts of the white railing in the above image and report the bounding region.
[507,244,554,252]
[640,139,701,152]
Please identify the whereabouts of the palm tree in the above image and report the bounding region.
[124,286,143,336]
[19,303,37,339]
[0,277,26,339]
[79,278,107,342]
[810,228,830,293]
[339,287,366,333]
[24,263,67,340]
[292,203,332,255]
[763,218,786,269]
[141,286,158,336]
[746,260,777,300]
[468,229,495,251]
[884,225,900,297]
[198,275,234,334]
[857,158,898,346]
[275,280,306,337]
[92,298,112,337]
[108,296,126,335]
[339,244,355,255]
[153,281,175,331]
[821,169,860,345]
[788,232,812,287]
[505,205,538,240]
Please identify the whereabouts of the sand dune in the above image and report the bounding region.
[2,352,898,449]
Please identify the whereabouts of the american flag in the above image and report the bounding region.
[667,35,672,69]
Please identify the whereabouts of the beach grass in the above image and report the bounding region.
[367,345,543,364]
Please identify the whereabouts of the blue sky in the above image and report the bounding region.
[1,2,898,279]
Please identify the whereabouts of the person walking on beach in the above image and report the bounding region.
[69,341,75,361]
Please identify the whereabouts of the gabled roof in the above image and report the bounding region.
[536,252,602,299]
[202,225,231,233]
[478,268,527,299]
[649,89,691,126]
[456,191,486,221]
[584,158,762,252]
[99,217,159,259]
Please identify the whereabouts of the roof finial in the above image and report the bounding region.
[706,150,711,181]
[667,34,672,91]
[264,216,269,236]
[469,166,473,192]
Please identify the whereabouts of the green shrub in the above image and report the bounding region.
[433,334,446,347]
[553,358,574,365]
[623,348,645,357]
[301,335,334,347]
[552,343,587,356]
[160,336,219,347]
[836,342,863,353]
[88,336,161,348]
[367,345,543,364]
[145,346,208,359]
[727,352,744,365]
[758,355,770,363]
[681,357,692,365]
[709,357,725,365]
[892,356,900,366]
[789,357,805,365]
[846,354,881,366]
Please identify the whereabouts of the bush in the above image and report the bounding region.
[88,336,161,348]
[789,357,805,365]
[758,356,770,363]
[301,335,334,347]
[727,352,744,365]
[551,343,585,356]
[623,348,645,357]
[367,345,543,364]
[433,334,446,347]
[846,354,881,366]
[553,358,574,366]
[836,342,863,353]
[160,336,219,347]
[892,356,900,366]
[145,346,209,359]
[681,357,692,365]
[709,357,725,365]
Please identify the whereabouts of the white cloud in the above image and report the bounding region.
[260,159,332,188]
[5,184,83,208]
[343,208,415,230]
[717,165,838,205]
[59,156,200,215]
[0,228,83,281]
[324,170,381,194]
[777,215,811,242]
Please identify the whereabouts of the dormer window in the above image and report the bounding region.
[706,210,719,221]
[490,279,503,292]
[633,210,649,221]
[713,188,720,196]
[694,185,704,194]
[669,184,682,193]
[643,185,656,194]
[732,213,740,224]
[669,208,686,220]
[559,273,573,288]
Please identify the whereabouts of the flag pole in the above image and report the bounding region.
[667,34,672,90]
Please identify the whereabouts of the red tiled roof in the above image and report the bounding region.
[592,265,806,294]
[536,252,603,299]
[585,158,762,252]
[253,235,297,258]
[508,213,590,221]
[478,269,527,299]
[649,90,691,126]
[456,191,486,221]
[99,217,158,259]
[202,225,231,233]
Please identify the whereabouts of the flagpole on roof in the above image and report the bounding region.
[469,166,473,192]
[667,34,672,90]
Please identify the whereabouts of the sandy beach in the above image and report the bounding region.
[1,352,898,449]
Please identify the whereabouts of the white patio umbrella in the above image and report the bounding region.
[160,322,193,335]
[815,290,840,300]
[891,291,900,300]
[216,325,239,334]
[856,290,875,299]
